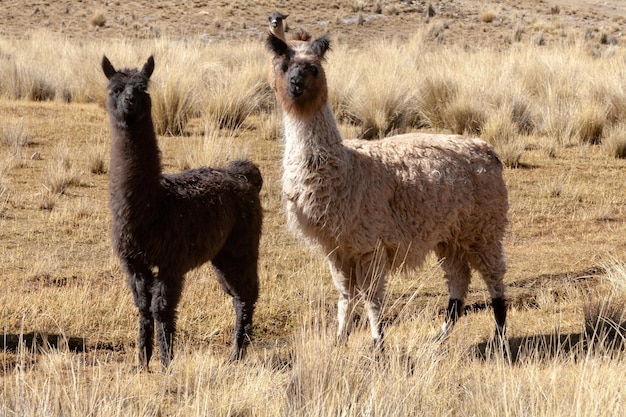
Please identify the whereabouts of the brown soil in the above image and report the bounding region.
[1,0,623,48]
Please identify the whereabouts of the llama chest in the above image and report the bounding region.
[282,156,353,245]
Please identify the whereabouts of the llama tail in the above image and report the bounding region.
[227,160,263,192]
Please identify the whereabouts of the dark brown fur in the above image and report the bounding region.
[102,55,263,369]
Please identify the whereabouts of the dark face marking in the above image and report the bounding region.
[285,60,321,98]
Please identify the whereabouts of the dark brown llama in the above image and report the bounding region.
[102,55,263,369]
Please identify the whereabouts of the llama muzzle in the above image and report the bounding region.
[288,70,305,97]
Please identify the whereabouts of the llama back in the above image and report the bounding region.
[285,132,507,269]
[224,159,263,192]
[348,133,507,260]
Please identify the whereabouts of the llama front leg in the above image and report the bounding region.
[230,297,256,361]
[124,261,155,369]
[212,260,259,361]
[150,275,183,369]
[329,260,357,343]
[355,251,387,349]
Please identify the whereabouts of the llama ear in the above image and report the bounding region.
[102,55,117,80]
[266,33,289,57]
[141,56,155,79]
[311,36,331,59]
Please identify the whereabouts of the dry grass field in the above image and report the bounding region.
[1,0,626,416]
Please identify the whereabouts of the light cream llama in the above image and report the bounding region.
[266,31,509,350]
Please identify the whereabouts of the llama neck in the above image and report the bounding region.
[282,100,344,165]
[109,117,162,196]
[281,99,351,242]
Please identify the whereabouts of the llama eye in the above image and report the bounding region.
[309,66,319,76]
[281,63,289,73]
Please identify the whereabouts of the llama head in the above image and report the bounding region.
[102,55,155,125]
[266,32,331,118]
[268,11,288,31]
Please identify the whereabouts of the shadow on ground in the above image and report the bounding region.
[1,332,87,352]
[474,330,626,364]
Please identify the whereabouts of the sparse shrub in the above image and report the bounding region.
[428,21,446,42]
[88,148,107,174]
[43,143,82,195]
[482,105,525,168]
[1,118,34,158]
[384,4,400,16]
[151,80,196,136]
[257,111,280,142]
[511,98,536,134]
[602,123,626,158]
[201,64,266,131]
[28,76,56,101]
[175,129,250,171]
[480,10,497,24]
[348,79,415,139]
[513,24,524,42]
[0,159,10,215]
[602,89,626,125]
[417,76,458,130]
[350,0,368,12]
[542,100,575,145]
[90,11,106,28]
[444,98,485,135]
[585,294,626,351]
[573,104,606,145]
[38,191,57,211]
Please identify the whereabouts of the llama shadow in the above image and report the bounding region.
[473,331,626,364]
[1,332,87,353]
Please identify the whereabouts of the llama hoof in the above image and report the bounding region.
[132,363,151,373]
[228,346,247,362]
[433,321,455,343]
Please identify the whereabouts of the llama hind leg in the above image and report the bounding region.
[150,273,183,369]
[468,243,507,338]
[436,244,471,340]
[212,260,259,361]
[124,261,155,369]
